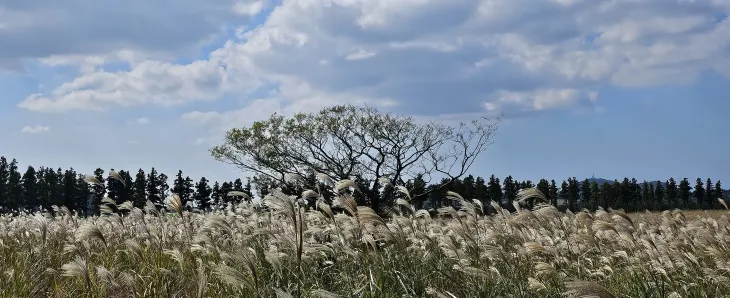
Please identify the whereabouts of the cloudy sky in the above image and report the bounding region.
[2,0,729,186]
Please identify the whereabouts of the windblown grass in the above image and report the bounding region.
[1,187,729,297]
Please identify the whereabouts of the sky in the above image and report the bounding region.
[1,0,729,187]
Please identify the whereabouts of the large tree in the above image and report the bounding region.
[210,105,500,212]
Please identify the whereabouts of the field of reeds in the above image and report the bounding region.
[1,185,729,298]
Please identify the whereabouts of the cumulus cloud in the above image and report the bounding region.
[13,0,730,126]
[0,0,265,71]
[21,125,50,133]
[136,117,150,124]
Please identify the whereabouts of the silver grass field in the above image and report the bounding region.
[0,184,728,298]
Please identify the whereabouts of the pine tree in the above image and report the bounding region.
[132,169,147,208]
[183,176,194,207]
[234,178,244,192]
[0,157,9,210]
[462,175,475,201]
[76,176,92,216]
[220,182,233,206]
[536,179,550,200]
[654,181,665,210]
[194,177,213,211]
[91,168,106,215]
[35,167,48,210]
[648,183,655,211]
[61,168,77,211]
[694,178,705,209]
[503,175,517,210]
[581,179,592,210]
[559,180,569,209]
[211,182,222,207]
[107,169,121,204]
[705,178,714,209]
[665,178,678,207]
[118,170,134,205]
[678,178,691,208]
[599,182,613,209]
[487,175,502,205]
[474,176,488,210]
[7,159,22,211]
[568,177,580,211]
[22,166,38,212]
[548,180,559,207]
[715,181,724,204]
[148,170,169,209]
[589,181,600,210]
[641,181,651,211]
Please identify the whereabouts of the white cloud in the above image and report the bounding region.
[346,49,376,60]
[0,0,264,72]
[234,0,265,16]
[11,0,730,123]
[136,117,150,124]
[21,125,50,133]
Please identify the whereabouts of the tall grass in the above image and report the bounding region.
[1,184,729,297]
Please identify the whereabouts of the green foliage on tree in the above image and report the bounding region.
[679,178,691,208]
[194,177,213,211]
[132,169,147,208]
[210,104,500,213]
[694,178,705,209]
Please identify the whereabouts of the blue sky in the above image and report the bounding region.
[1,0,729,187]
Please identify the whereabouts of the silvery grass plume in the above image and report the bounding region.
[61,256,92,294]
[335,179,358,192]
[108,170,125,187]
[168,193,184,218]
[563,281,615,298]
[227,190,251,201]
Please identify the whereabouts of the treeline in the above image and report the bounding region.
[0,156,726,215]
[417,175,727,213]
[0,156,254,215]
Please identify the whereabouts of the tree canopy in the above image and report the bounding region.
[210,105,501,212]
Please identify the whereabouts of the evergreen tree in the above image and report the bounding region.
[599,182,612,209]
[611,180,621,209]
[462,175,476,201]
[132,169,147,208]
[503,175,517,210]
[146,168,164,208]
[548,180,559,207]
[194,177,213,211]
[106,169,122,204]
[641,181,651,211]
[654,181,665,210]
[705,178,714,209]
[220,182,233,206]
[61,168,77,212]
[666,178,678,207]
[648,183,656,211]
[244,178,253,200]
[694,178,705,209]
[22,166,38,211]
[715,181,724,205]
[568,177,579,211]
[474,176,488,202]
[589,181,600,210]
[112,170,133,205]
[35,167,48,209]
[581,179,592,210]
[6,159,22,211]
[559,180,569,209]
[678,178,691,208]
[76,176,92,216]
[184,176,194,206]
[487,175,502,204]
[234,178,244,191]
[211,182,222,207]
[0,157,9,209]
[91,168,106,215]
[536,179,550,200]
